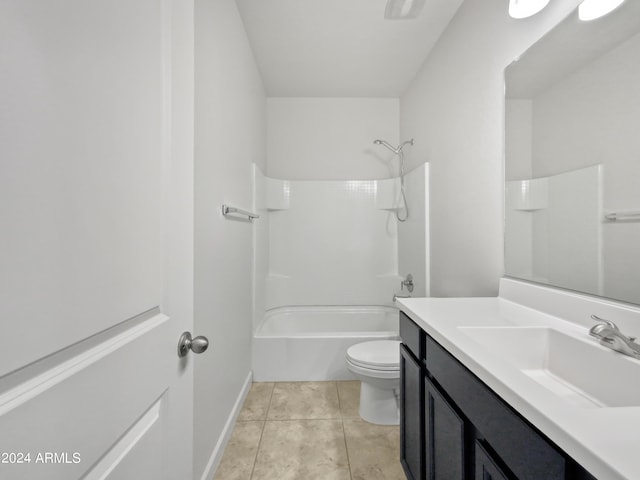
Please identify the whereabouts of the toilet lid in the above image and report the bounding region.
[346,340,401,371]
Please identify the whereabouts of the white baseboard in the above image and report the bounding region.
[199,370,253,480]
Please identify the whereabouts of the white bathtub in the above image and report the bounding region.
[252,305,399,381]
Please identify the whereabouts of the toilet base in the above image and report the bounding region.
[358,381,400,425]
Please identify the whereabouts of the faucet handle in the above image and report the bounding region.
[401,274,414,293]
[591,315,636,341]
[590,314,620,331]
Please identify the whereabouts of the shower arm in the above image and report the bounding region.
[398,139,414,152]
[373,138,414,154]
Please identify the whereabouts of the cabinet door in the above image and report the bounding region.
[425,376,465,480]
[475,441,509,480]
[400,344,424,480]
[426,336,565,480]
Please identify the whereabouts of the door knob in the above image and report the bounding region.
[177,331,209,358]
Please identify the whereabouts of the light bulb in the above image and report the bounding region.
[578,0,626,21]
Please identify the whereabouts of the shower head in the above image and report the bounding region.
[373,139,399,154]
[399,139,414,150]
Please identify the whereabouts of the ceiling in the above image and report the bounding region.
[235,0,463,97]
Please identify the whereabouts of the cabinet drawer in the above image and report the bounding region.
[426,337,565,480]
[400,312,424,360]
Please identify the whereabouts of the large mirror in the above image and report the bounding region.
[504,1,640,305]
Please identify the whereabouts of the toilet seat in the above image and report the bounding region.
[346,340,401,371]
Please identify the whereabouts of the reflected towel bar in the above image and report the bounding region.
[221,204,260,220]
[604,211,640,221]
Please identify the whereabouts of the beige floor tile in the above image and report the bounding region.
[267,382,341,420]
[213,421,264,480]
[252,419,351,480]
[238,382,274,421]
[336,381,361,418]
[343,418,405,480]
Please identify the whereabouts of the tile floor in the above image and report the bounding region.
[213,381,405,480]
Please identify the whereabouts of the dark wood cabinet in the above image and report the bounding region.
[425,375,465,480]
[400,344,424,480]
[475,441,509,480]
[399,312,597,480]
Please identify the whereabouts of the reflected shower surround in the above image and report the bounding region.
[505,165,603,298]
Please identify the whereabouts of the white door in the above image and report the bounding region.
[0,1,195,479]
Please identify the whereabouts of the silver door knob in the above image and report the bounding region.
[177,331,209,358]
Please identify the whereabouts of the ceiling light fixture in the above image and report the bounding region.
[508,0,551,19]
[384,0,426,20]
[578,0,626,21]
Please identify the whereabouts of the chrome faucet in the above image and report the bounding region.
[589,315,640,359]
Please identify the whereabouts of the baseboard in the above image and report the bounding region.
[199,370,253,480]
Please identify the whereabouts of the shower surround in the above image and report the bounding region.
[252,163,429,380]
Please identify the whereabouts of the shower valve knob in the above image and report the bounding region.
[401,274,414,293]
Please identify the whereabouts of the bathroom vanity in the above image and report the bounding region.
[403,4,640,479]
[397,279,640,480]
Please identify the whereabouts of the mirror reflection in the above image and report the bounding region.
[504,1,640,305]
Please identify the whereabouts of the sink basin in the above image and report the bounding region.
[457,326,640,408]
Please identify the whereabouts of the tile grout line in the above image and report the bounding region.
[248,382,276,480]
[336,381,355,480]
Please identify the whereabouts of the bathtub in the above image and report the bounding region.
[252,305,399,382]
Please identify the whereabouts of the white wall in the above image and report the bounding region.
[267,97,399,180]
[194,0,266,478]
[400,0,581,297]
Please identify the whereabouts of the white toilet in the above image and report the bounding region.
[345,340,401,425]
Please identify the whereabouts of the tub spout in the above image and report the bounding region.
[393,293,411,302]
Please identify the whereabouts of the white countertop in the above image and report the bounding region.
[397,279,640,480]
